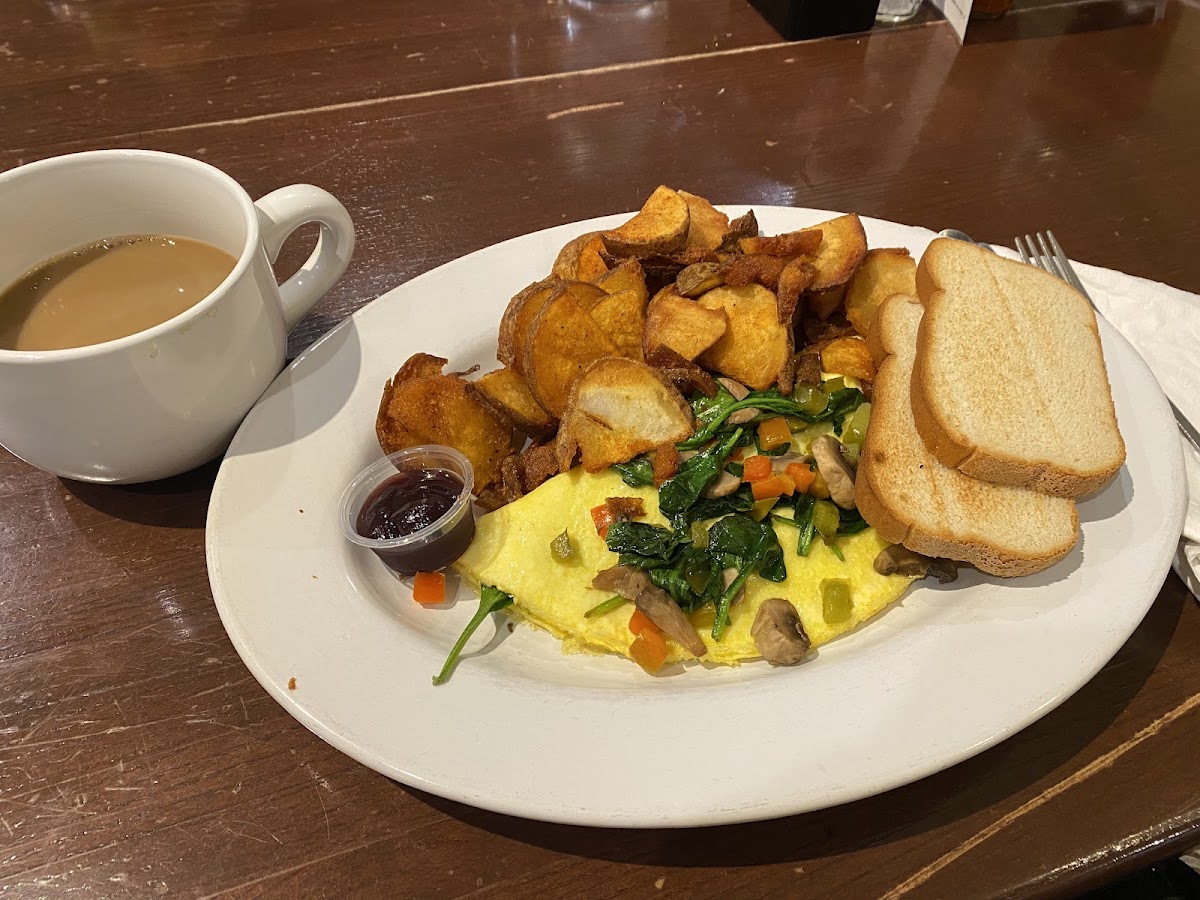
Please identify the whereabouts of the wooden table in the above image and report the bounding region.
[2,1,1198,896]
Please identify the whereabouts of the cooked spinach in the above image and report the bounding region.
[604,521,682,568]
[706,514,786,640]
[681,386,865,450]
[837,505,870,535]
[658,427,744,529]
[612,456,655,488]
[432,585,513,686]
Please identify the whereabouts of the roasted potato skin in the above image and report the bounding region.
[522,286,620,418]
[498,277,560,372]
[845,248,916,336]
[696,284,793,391]
[471,366,556,440]
[556,357,694,473]
[601,185,691,258]
[552,232,608,281]
[643,286,728,362]
[376,354,520,490]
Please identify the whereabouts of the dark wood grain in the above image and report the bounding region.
[1,2,1199,897]
[0,0,782,149]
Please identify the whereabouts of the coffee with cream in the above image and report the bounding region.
[0,234,237,351]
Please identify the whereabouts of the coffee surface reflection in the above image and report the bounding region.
[0,234,237,351]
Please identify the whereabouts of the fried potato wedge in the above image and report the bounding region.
[377,354,519,489]
[820,336,877,382]
[696,284,793,391]
[805,214,868,290]
[679,191,730,251]
[593,258,649,308]
[643,286,728,362]
[552,232,608,281]
[602,185,690,257]
[523,288,620,417]
[738,229,823,258]
[676,262,725,298]
[844,247,916,336]
[588,288,647,362]
[498,277,559,371]
[472,366,555,440]
[556,357,694,473]
[807,284,847,321]
[560,279,608,311]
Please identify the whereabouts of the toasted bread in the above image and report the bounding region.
[856,295,1078,577]
[912,239,1125,497]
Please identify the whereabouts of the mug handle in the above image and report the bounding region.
[254,185,355,331]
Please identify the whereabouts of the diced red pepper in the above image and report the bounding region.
[630,630,668,673]
[751,473,796,501]
[742,455,773,483]
[629,608,661,637]
[591,503,616,540]
[412,571,446,605]
[785,462,816,494]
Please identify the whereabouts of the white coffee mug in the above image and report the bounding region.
[0,149,354,483]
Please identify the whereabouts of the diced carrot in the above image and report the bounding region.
[412,571,446,605]
[742,454,773,483]
[786,461,816,493]
[590,503,616,540]
[630,630,668,673]
[628,608,661,637]
[757,417,792,451]
[751,473,796,501]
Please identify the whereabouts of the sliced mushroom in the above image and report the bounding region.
[810,435,856,509]
[634,586,708,658]
[716,377,750,400]
[702,470,741,498]
[873,545,959,584]
[769,454,804,475]
[676,262,725,298]
[751,598,811,665]
[928,558,960,583]
[727,407,761,425]
[591,565,707,657]
[592,564,649,598]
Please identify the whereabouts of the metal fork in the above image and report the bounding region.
[1015,231,1200,455]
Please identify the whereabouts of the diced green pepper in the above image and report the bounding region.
[821,578,853,624]
[550,530,575,562]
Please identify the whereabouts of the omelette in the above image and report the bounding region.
[455,468,915,667]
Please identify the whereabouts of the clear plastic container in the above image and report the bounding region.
[339,446,475,575]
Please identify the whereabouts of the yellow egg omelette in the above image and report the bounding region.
[455,468,915,666]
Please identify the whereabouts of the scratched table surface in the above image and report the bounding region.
[2,0,1200,897]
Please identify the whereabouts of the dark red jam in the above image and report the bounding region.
[355,469,475,575]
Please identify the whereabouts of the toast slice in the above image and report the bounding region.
[856,294,1078,577]
[912,238,1125,497]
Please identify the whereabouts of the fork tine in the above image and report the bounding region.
[1015,235,1032,264]
[1035,232,1068,282]
[1047,231,1092,300]
[1022,233,1047,273]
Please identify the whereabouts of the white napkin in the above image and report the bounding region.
[1068,259,1200,596]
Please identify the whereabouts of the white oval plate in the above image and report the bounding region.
[207,208,1184,828]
